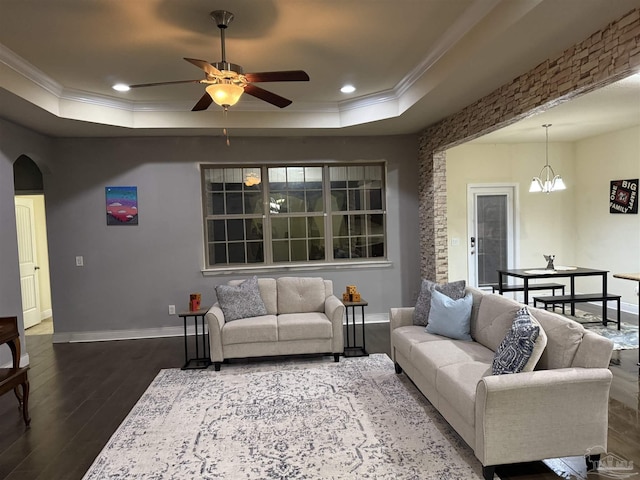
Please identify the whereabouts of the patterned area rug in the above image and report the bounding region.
[83,354,490,479]
[568,310,638,350]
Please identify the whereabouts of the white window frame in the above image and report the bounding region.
[201,162,391,275]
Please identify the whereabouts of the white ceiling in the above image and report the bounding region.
[1,0,639,141]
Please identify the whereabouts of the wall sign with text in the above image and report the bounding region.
[609,179,638,214]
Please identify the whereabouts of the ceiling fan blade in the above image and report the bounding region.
[244,84,292,108]
[129,79,202,88]
[245,70,310,83]
[192,92,213,111]
[184,58,222,76]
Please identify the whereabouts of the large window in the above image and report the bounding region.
[202,163,386,268]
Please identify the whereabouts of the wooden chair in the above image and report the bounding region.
[0,316,30,426]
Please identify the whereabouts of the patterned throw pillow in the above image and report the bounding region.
[492,307,540,375]
[413,279,466,326]
[215,276,268,322]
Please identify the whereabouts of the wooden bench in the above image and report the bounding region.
[491,282,566,295]
[532,293,621,330]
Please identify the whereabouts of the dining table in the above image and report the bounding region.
[497,266,608,319]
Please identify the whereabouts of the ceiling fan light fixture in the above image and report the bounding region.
[206,81,244,107]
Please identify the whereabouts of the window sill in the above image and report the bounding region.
[201,260,393,277]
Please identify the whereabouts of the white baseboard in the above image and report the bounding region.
[40,309,52,320]
[1,353,29,368]
[54,314,393,344]
[53,325,191,343]
[588,300,638,316]
[344,312,389,324]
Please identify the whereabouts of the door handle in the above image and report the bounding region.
[34,266,40,270]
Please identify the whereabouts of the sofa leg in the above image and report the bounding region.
[482,465,496,480]
[333,353,340,362]
[213,362,221,372]
[586,454,601,471]
[394,362,403,374]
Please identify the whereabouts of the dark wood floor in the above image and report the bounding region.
[1,308,638,480]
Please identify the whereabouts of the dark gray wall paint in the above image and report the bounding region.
[45,135,421,338]
[0,118,52,363]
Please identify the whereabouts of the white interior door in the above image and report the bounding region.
[467,185,518,288]
[15,197,41,329]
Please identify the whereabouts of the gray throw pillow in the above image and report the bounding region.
[215,276,268,322]
[413,279,466,326]
[492,307,540,375]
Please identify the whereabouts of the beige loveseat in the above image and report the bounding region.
[390,286,614,480]
[206,277,344,371]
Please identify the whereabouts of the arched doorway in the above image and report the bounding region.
[13,155,53,334]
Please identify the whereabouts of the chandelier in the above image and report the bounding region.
[529,124,566,193]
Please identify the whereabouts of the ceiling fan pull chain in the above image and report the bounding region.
[223,106,231,146]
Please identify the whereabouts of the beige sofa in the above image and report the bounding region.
[206,277,344,370]
[390,287,614,480]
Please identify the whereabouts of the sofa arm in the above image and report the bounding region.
[475,367,612,467]
[205,304,226,363]
[389,307,414,330]
[325,295,345,353]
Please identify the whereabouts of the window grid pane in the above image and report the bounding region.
[328,164,385,261]
[203,163,385,267]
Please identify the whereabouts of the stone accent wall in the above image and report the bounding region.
[418,8,640,282]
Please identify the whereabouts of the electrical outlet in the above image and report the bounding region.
[168,305,176,315]
[75,256,84,267]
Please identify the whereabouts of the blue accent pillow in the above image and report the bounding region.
[492,307,540,375]
[425,289,473,341]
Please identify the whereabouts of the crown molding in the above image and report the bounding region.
[1,2,496,130]
[395,0,501,98]
[0,43,63,97]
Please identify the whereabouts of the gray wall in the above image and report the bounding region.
[44,134,420,340]
[0,118,52,364]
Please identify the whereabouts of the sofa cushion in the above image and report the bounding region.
[411,340,495,386]
[472,294,522,352]
[277,313,333,341]
[426,290,473,341]
[392,326,448,359]
[492,307,542,375]
[413,279,466,326]
[221,315,278,345]
[216,276,268,321]
[530,307,584,369]
[522,314,547,372]
[277,277,326,314]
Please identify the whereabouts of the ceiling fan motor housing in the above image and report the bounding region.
[211,62,244,75]
[211,10,234,28]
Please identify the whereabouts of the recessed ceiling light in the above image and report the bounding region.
[112,83,130,92]
[340,85,356,94]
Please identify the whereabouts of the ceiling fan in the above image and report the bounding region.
[128,10,310,111]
